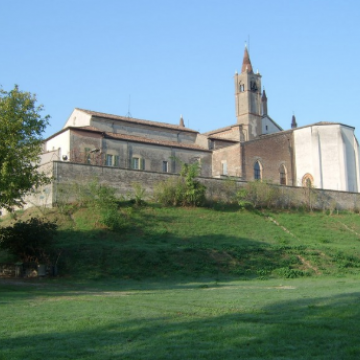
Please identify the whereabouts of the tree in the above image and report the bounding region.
[180,160,206,206]
[0,217,57,264]
[0,85,50,210]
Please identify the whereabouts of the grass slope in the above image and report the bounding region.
[2,204,360,280]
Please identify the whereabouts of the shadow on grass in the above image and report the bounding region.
[1,289,360,359]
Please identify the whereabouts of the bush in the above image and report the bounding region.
[236,188,253,209]
[154,177,186,206]
[154,161,206,207]
[0,217,57,264]
[131,183,147,206]
[236,181,281,209]
[276,267,308,278]
[181,162,206,206]
[100,209,130,232]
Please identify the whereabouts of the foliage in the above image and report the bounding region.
[131,182,147,206]
[236,188,253,209]
[0,85,51,210]
[276,267,309,278]
[276,186,295,209]
[180,161,206,206]
[0,217,57,264]
[100,209,130,232]
[88,178,118,210]
[222,177,240,203]
[236,181,280,209]
[153,177,186,206]
[154,160,206,207]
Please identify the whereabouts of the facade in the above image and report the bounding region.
[41,46,360,193]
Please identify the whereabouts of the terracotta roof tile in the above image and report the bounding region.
[203,124,239,136]
[77,126,100,132]
[104,131,209,151]
[76,108,198,133]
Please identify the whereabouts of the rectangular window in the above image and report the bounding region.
[162,161,168,173]
[106,154,113,166]
[114,155,120,167]
[132,157,139,169]
[132,157,145,170]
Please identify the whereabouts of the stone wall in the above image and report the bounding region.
[51,161,360,211]
[68,131,212,177]
[212,144,241,178]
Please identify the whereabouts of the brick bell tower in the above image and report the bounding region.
[234,45,262,141]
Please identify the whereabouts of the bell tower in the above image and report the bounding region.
[234,46,262,140]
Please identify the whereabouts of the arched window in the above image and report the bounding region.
[254,161,262,180]
[280,164,287,185]
[302,173,314,187]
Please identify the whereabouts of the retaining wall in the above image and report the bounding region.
[49,161,360,211]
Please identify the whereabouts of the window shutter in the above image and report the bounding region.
[140,158,145,170]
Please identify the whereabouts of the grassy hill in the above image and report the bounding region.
[2,203,360,280]
[3,203,360,360]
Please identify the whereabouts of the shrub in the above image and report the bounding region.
[236,188,253,209]
[100,209,130,232]
[0,218,57,264]
[154,160,206,207]
[154,177,186,206]
[236,181,279,209]
[131,183,147,206]
[180,161,206,206]
[88,179,118,210]
[276,267,308,278]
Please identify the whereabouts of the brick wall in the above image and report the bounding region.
[242,132,294,185]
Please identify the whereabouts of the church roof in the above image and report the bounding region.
[76,108,198,133]
[103,131,209,151]
[48,126,210,152]
[241,46,253,73]
[202,124,235,136]
[295,121,355,130]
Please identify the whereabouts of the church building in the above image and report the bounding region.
[42,47,360,193]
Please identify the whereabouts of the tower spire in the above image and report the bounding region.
[291,114,298,129]
[241,45,253,73]
[261,89,268,116]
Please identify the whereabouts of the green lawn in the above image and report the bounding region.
[1,277,360,359]
[2,205,360,359]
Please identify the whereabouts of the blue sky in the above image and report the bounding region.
[2,0,360,140]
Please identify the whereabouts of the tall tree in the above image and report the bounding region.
[0,85,51,210]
